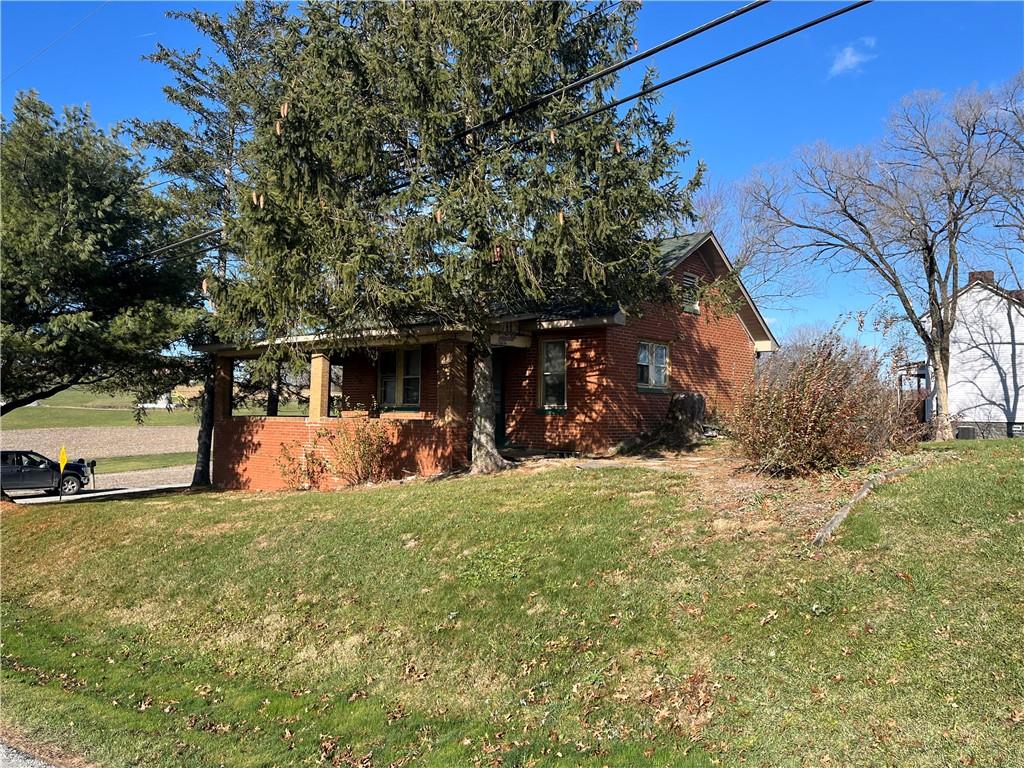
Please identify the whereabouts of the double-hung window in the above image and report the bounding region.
[540,340,567,408]
[637,342,669,389]
[378,347,421,409]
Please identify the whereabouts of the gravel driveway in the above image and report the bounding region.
[0,426,198,459]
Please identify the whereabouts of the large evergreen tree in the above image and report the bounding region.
[132,0,286,486]
[219,1,700,471]
[0,92,200,415]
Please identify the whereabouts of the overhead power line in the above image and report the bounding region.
[455,0,770,141]
[539,0,873,138]
[383,1,871,195]
[146,228,222,257]
[140,0,872,264]
[2,1,111,84]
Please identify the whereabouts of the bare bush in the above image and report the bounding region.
[323,419,394,486]
[275,430,330,490]
[729,333,921,475]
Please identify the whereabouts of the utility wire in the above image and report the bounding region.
[144,176,179,191]
[2,1,111,84]
[454,0,769,141]
[140,0,871,263]
[147,228,222,257]
[384,0,870,196]
[139,1,758,259]
[537,0,872,138]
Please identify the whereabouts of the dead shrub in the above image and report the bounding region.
[276,421,395,489]
[275,431,330,490]
[728,332,922,475]
[323,418,394,486]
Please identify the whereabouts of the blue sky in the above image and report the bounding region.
[2,1,1022,344]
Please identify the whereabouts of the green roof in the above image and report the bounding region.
[658,231,712,274]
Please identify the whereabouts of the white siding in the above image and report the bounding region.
[946,285,1024,424]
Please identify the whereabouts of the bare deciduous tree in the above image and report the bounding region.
[692,178,815,310]
[746,76,1023,440]
[980,72,1024,290]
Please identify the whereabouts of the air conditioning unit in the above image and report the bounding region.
[1011,423,1023,437]
[956,425,977,440]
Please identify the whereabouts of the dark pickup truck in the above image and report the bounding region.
[0,450,93,495]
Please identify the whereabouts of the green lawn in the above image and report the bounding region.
[1,441,1021,767]
[1,387,197,430]
[95,452,197,474]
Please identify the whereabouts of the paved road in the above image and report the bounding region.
[0,425,197,459]
[0,742,57,768]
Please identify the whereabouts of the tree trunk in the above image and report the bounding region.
[470,345,509,474]
[931,354,955,441]
[0,381,77,416]
[190,364,216,488]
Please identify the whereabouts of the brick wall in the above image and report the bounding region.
[603,253,756,442]
[212,416,468,491]
[501,328,611,453]
[501,250,755,454]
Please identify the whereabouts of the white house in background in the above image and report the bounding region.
[931,270,1024,439]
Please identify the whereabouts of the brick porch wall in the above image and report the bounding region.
[212,416,468,491]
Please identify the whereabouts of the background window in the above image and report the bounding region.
[541,340,566,407]
[638,342,669,388]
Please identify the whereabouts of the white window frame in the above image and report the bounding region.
[637,341,670,389]
[539,339,567,409]
[377,347,421,409]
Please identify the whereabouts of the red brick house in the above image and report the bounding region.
[209,231,777,490]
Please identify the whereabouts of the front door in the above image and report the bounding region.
[492,352,506,448]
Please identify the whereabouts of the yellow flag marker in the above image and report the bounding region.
[58,446,68,499]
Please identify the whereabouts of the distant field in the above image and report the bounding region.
[1,388,197,430]
[96,452,196,474]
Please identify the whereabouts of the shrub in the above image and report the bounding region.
[275,430,331,490]
[323,418,394,486]
[729,332,922,475]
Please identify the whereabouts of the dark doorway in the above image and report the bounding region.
[492,351,507,448]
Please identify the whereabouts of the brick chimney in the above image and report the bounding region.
[968,270,995,286]
[1010,289,1024,305]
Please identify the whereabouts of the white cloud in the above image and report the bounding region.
[829,37,877,78]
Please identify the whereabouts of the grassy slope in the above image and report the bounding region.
[1,441,1021,767]
[2,388,197,430]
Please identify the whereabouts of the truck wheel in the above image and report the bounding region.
[60,474,82,496]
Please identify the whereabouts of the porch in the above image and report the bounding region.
[209,333,533,490]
